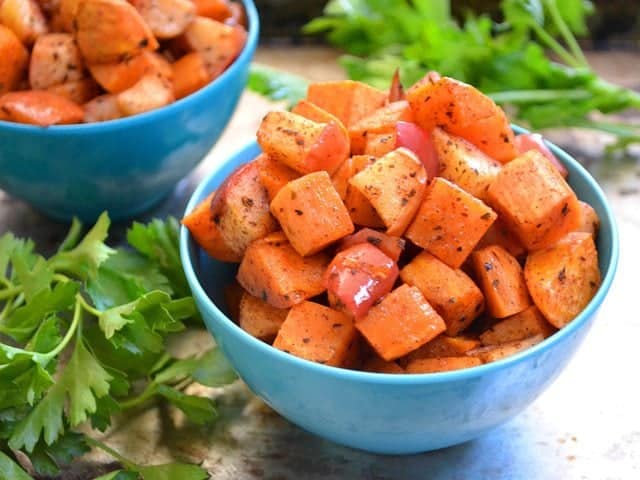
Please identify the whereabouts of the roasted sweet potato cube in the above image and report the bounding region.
[178,17,246,77]
[75,0,159,64]
[47,78,101,105]
[467,334,544,363]
[0,0,48,45]
[171,52,211,99]
[0,90,84,125]
[361,355,404,374]
[291,99,348,138]
[405,356,481,373]
[356,284,446,361]
[338,155,385,228]
[0,25,28,95]
[255,153,299,202]
[486,150,581,250]
[471,245,531,318]
[576,200,600,238]
[363,131,396,158]
[116,73,174,116]
[406,177,497,268]
[257,111,350,176]
[348,100,414,154]
[337,228,405,262]
[401,251,484,336]
[239,292,289,342]
[349,148,427,236]
[273,301,357,367]
[479,306,555,346]
[181,190,240,263]
[83,94,123,123]
[237,232,330,309]
[210,160,278,257]
[56,0,82,32]
[130,0,196,39]
[29,34,84,90]
[270,171,354,256]
[192,0,231,20]
[475,217,526,259]
[407,75,517,163]
[432,127,502,202]
[306,80,387,128]
[400,334,481,366]
[89,51,172,93]
[524,232,600,328]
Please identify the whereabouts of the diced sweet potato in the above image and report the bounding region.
[0,90,84,125]
[239,292,289,342]
[56,0,81,32]
[257,111,350,176]
[471,245,531,319]
[524,232,600,328]
[171,52,211,99]
[400,334,481,366]
[467,334,544,363]
[237,232,330,309]
[405,356,482,373]
[341,333,364,369]
[83,94,122,123]
[337,228,405,262]
[130,0,196,39]
[363,131,395,158]
[479,306,555,346]
[222,281,244,321]
[0,0,48,45]
[273,301,357,367]
[210,161,278,258]
[400,251,484,336]
[177,17,246,77]
[191,0,231,21]
[432,127,502,202]
[29,34,84,90]
[486,150,581,250]
[291,99,348,138]
[514,133,568,178]
[348,100,414,154]
[340,155,384,228]
[306,80,388,128]
[349,148,427,236]
[475,218,526,259]
[270,171,354,256]
[0,25,28,95]
[405,177,497,268]
[361,355,404,374]
[89,51,172,93]
[181,190,240,262]
[576,200,600,238]
[75,0,159,64]
[46,77,101,104]
[407,75,518,163]
[356,284,447,361]
[255,153,299,202]
[116,73,174,116]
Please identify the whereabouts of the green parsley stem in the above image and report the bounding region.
[84,437,138,472]
[52,273,72,283]
[118,382,158,410]
[544,0,589,68]
[527,21,582,69]
[0,284,22,301]
[43,298,83,360]
[76,294,103,318]
[489,89,592,104]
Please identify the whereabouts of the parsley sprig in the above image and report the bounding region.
[0,214,236,479]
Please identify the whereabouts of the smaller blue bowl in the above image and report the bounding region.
[180,133,619,454]
[0,0,258,222]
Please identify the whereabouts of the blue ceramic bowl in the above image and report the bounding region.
[0,0,258,222]
[180,133,619,454]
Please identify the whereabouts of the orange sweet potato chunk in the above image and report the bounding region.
[29,33,84,90]
[273,301,357,367]
[479,305,555,346]
[89,51,172,93]
[349,148,427,236]
[116,73,174,116]
[83,94,122,123]
[306,80,387,128]
[576,200,600,238]
[471,245,531,319]
[46,78,101,105]
[0,0,48,45]
[291,99,348,138]
[405,356,481,373]
[356,284,446,361]
[348,100,414,154]
[361,355,405,374]
[337,228,405,262]
[524,232,600,328]
[407,75,517,163]
[255,152,299,202]
[467,334,544,363]
[237,232,330,309]
[130,0,196,39]
[475,217,526,259]
[257,111,350,176]
[0,90,84,125]
[401,251,484,336]
[405,177,497,268]
[333,155,384,228]
[270,171,354,257]
[400,334,480,366]
[171,52,211,99]
[0,25,29,95]
[486,150,581,250]
[239,292,289,342]
[363,131,396,158]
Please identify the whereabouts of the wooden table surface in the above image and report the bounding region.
[1,47,639,480]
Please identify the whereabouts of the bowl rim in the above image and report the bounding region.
[0,0,259,134]
[180,130,620,384]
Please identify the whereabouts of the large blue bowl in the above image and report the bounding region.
[180,134,619,454]
[0,0,259,222]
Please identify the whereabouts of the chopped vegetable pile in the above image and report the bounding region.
[184,71,602,374]
[0,0,246,126]
[0,215,237,479]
